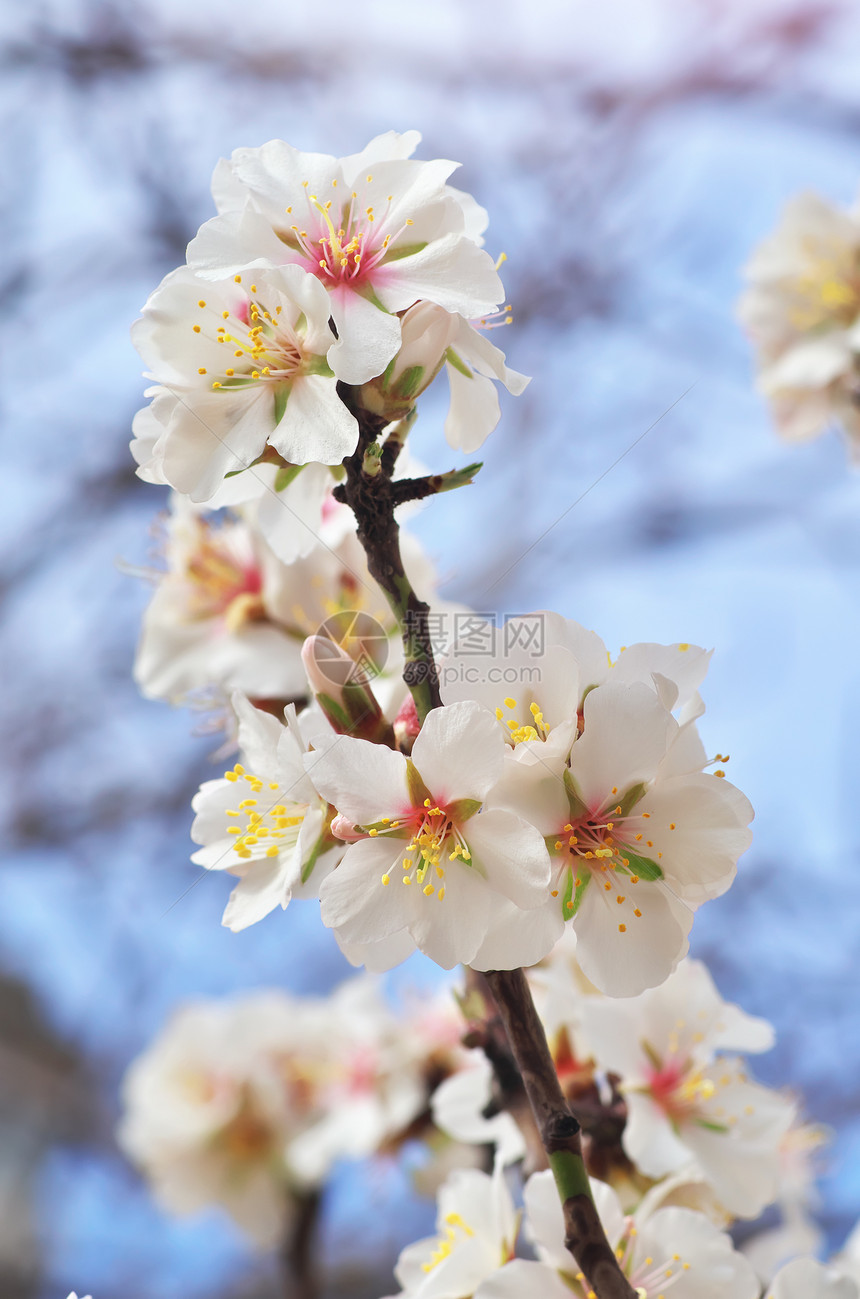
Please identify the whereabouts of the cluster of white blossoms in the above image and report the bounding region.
[419,949,858,1299]
[117,976,476,1246]
[123,130,852,1299]
[131,131,526,522]
[184,611,754,982]
[386,1160,860,1299]
[134,485,453,718]
[738,190,860,455]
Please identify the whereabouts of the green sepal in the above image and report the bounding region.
[394,365,425,401]
[446,798,482,824]
[571,870,590,917]
[274,462,303,493]
[305,354,335,378]
[561,866,590,919]
[613,781,647,818]
[356,819,409,838]
[563,768,589,822]
[405,758,434,809]
[444,347,472,379]
[383,240,428,263]
[619,849,663,881]
[315,692,351,733]
[273,385,289,427]
[696,1119,730,1134]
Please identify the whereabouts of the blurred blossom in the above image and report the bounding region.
[739,190,860,455]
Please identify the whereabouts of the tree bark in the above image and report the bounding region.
[484,968,638,1299]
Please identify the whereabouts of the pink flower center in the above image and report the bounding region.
[284,181,415,290]
[551,807,647,934]
[645,1055,715,1122]
[185,523,264,628]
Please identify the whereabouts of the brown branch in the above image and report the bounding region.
[333,387,442,720]
[280,1188,322,1299]
[484,968,637,1299]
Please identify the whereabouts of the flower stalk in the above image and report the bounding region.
[333,391,444,723]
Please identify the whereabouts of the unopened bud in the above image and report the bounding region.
[302,635,395,746]
[357,302,459,421]
[393,692,421,752]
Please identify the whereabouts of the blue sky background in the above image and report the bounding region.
[3,0,860,1294]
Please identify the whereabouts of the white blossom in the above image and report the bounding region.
[472,679,751,995]
[359,301,529,451]
[134,494,309,704]
[475,1169,759,1299]
[431,1051,526,1167]
[743,1116,829,1282]
[738,190,860,455]
[118,990,311,1247]
[306,700,552,970]
[132,263,358,503]
[188,131,505,385]
[766,1257,860,1299]
[118,978,437,1245]
[191,693,343,930]
[581,959,794,1217]
[440,612,713,751]
[390,1165,518,1299]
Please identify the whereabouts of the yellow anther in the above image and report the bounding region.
[198,367,207,375]
[423,884,434,896]
[619,923,627,932]
[197,299,206,307]
[192,324,201,333]
[504,696,517,708]
[381,874,390,886]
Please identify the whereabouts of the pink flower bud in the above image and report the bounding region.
[301,635,396,747]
